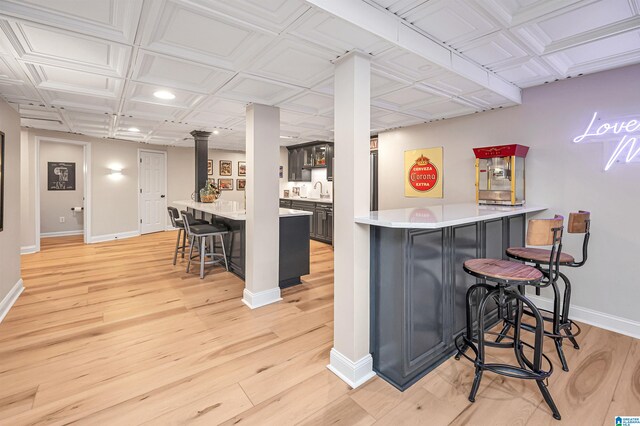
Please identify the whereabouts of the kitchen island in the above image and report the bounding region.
[355,203,546,390]
[174,200,313,288]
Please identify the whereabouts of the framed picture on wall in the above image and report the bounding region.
[236,179,246,190]
[0,132,4,232]
[47,162,76,191]
[219,160,232,176]
[238,161,246,176]
[218,178,233,190]
[207,159,213,175]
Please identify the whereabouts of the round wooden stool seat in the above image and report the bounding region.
[506,247,575,264]
[463,258,543,284]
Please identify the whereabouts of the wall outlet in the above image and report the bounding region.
[59,217,65,223]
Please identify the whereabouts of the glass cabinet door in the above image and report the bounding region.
[314,145,327,166]
[302,146,314,167]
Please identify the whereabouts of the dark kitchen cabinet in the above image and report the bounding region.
[288,148,311,182]
[287,142,333,182]
[283,199,333,244]
[327,143,334,181]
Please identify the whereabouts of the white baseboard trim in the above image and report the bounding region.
[327,348,376,389]
[41,230,84,238]
[20,245,37,255]
[0,279,24,323]
[89,230,140,244]
[242,287,282,309]
[527,294,640,340]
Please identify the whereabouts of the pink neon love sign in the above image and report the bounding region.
[573,112,640,171]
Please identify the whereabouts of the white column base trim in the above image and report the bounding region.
[242,287,282,309]
[41,230,84,238]
[0,279,24,323]
[527,294,640,340]
[89,230,140,244]
[21,245,37,255]
[327,348,376,389]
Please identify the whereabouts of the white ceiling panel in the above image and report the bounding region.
[403,0,499,46]
[127,82,203,109]
[215,73,304,105]
[371,68,411,97]
[132,50,235,94]
[544,30,640,75]
[421,72,485,96]
[458,32,529,69]
[39,89,119,113]
[195,97,247,117]
[372,85,445,111]
[140,1,275,70]
[1,21,130,77]
[248,37,336,88]
[462,89,514,108]
[121,99,186,120]
[183,0,311,34]
[0,0,144,43]
[373,48,442,82]
[288,10,392,55]
[494,57,558,87]
[278,91,333,115]
[21,116,69,131]
[23,63,123,98]
[181,109,244,128]
[407,99,477,119]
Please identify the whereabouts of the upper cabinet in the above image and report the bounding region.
[286,141,334,182]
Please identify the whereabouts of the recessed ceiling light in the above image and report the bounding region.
[213,130,219,135]
[153,90,175,100]
[128,127,140,132]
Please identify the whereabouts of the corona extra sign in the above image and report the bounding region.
[404,147,443,198]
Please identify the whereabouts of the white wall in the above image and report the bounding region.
[0,99,22,315]
[378,63,640,324]
[39,141,84,235]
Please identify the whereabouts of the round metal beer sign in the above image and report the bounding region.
[408,155,438,192]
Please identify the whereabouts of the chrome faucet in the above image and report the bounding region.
[313,181,323,194]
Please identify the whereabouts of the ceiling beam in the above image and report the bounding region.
[304,0,522,104]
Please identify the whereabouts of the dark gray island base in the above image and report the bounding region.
[175,200,311,289]
[208,214,310,288]
[358,204,546,391]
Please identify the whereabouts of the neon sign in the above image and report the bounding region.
[573,112,640,171]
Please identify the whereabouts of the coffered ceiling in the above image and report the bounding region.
[0,0,638,150]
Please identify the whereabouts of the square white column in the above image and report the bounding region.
[328,51,375,388]
[243,103,282,309]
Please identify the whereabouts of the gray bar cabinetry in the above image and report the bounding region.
[370,214,525,390]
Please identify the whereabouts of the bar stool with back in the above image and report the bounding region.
[167,207,209,265]
[455,215,565,421]
[180,210,229,279]
[504,210,590,371]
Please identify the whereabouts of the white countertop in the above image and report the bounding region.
[173,200,313,221]
[354,203,547,229]
[281,197,333,204]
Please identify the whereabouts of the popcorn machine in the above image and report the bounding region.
[473,144,528,206]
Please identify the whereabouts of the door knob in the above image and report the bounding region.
[161,195,166,198]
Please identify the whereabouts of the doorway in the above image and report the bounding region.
[138,149,167,234]
[35,137,91,252]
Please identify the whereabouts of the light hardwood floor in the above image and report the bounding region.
[0,232,637,425]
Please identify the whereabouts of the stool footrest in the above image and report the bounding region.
[507,313,582,340]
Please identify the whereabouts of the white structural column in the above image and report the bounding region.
[243,103,282,309]
[328,51,375,388]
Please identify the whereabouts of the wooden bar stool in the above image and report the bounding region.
[180,210,229,279]
[505,211,590,371]
[167,207,209,265]
[455,215,564,421]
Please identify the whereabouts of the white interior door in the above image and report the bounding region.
[139,150,166,234]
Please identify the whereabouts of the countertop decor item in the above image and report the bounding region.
[199,179,221,203]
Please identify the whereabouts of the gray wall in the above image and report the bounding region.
[167,146,247,205]
[0,99,22,307]
[39,141,84,235]
[378,63,640,322]
[21,130,247,249]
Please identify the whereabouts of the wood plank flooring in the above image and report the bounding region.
[0,232,637,425]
